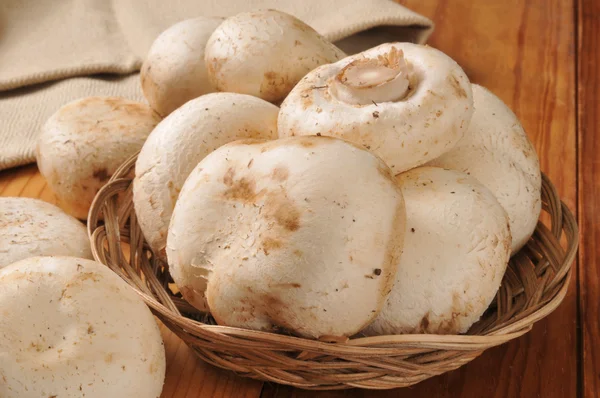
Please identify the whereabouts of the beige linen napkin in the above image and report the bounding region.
[0,0,433,171]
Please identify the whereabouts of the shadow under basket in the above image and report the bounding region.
[88,153,579,391]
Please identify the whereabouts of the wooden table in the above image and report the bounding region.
[0,0,596,396]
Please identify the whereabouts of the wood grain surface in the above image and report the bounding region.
[0,0,591,396]
[577,0,599,397]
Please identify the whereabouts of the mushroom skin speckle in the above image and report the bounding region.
[37,96,161,220]
[141,17,224,117]
[278,43,474,174]
[428,84,541,254]
[0,197,92,269]
[204,9,346,103]
[0,257,165,398]
[133,93,279,260]
[166,136,406,339]
[364,167,511,336]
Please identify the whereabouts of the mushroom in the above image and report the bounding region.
[141,17,224,117]
[204,9,346,103]
[364,167,511,336]
[166,136,405,339]
[427,84,541,254]
[0,197,92,269]
[37,96,161,219]
[277,42,474,174]
[0,256,165,397]
[133,93,279,259]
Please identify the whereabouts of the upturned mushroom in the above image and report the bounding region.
[278,42,474,174]
[133,93,279,259]
[428,84,541,254]
[37,96,161,219]
[364,167,511,336]
[166,136,406,339]
[0,256,165,397]
[204,9,346,103]
[141,17,224,116]
[0,197,92,268]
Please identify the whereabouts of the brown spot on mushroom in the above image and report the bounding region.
[104,353,113,363]
[297,136,316,148]
[263,191,301,231]
[271,165,289,182]
[223,168,235,186]
[294,40,302,46]
[261,71,295,102]
[419,312,430,332]
[92,168,109,182]
[270,282,302,289]
[293,249,303,257]
[247,158,254,168]
[448,74,467,98]
[262,237,283,255]
[222,177,259,203]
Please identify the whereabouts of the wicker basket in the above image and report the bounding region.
[88,152,578,390]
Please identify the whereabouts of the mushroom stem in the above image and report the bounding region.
[329,47,411,105]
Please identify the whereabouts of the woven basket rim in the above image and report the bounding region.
[87,151,579,389]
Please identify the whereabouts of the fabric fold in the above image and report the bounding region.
[0,0,433,170]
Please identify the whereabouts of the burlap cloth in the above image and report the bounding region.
[0,0,433,171]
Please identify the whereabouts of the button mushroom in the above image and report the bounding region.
[141,17,224,117]
[428,84,541,254]
[37,96,161,219]
[204,9,346,103]
[133,93,279,260]
[0,197,92,269]
[278,42,474,174]
[166,136,406,339]
[0,256,165,397]
[364,167,511,336]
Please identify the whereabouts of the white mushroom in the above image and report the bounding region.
[428,84,541,254]
[364,167,511,336]
[166,136,405,339]
[278,43,474,174]
[0,197,92,269]
[204,9,346,103]
[133,93,278,259]
[0,256,165,397]
[37,96,161,219]
[141,17,224,117]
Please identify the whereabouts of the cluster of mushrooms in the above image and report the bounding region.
[0,9,541,397]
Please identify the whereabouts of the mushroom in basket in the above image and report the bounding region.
[166,136,406,339]
[277,42,474,174]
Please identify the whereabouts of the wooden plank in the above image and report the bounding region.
[577,0,599,396]
[262,0,578,396]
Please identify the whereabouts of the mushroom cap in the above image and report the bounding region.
[133,93,279,259]
[0,256,165,398]
[0,197,92,269]
[428,84,541,254]
[364,167,511,336]
[166,136,405,339]
[278,42,474,174]
[141,17,224,117]
[204,9,346,103]
[37,96,161,220]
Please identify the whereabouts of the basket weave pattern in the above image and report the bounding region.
[88,153,578,390]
